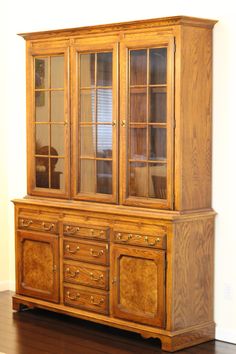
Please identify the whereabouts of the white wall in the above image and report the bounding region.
[0,0,235,344]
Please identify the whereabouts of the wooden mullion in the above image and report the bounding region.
[94,52,98,193]
[35,88,64,92]
[35,154,65,158]
[146,48,150,198]
[48,56,52,188]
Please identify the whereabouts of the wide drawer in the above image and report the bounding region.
[63,261,109,290]
[63,223,109,241]
[113,227,167,249]
[18,217,58,234]
[63,239,109,265]
[64,285,108,315]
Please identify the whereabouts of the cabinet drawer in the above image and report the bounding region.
[113,229,166,249]
[64,286,108,315]
[64,262,109,290]
[63,239,109,265]
[18,217,58,234]
[63,223,109,240]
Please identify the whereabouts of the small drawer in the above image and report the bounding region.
[63,223,109,241]
[18,217,58,234]
[113,229,166,249]
[64,285,108,315]
[63,239,109,265]
[64,262,109,290]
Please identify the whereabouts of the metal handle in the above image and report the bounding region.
[90,249,104,258]
[52,265,57,272]
[66,291,80,301]
[121,120,126,127]
[65,267,80,278]
[90,272,104,282]
[42,222,55,232]
[90,296,104,307]
[21,219,33,228]
[65,225,80,235]
[112,120,116,126]
[112,277,117,285]
[65,244,80,254]
[144,236,161,246]
[116,233,132,242]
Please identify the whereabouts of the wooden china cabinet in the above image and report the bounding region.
[13,16,217,352]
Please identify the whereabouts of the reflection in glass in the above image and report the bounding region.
[130,128,146,160]
[35,58,49,89]
[51,91,64,122]
[35,124,49,153]
[51,56,64,88]
[150,48,167,85]
[80,53,95,87]
[130,88,146,122]
[51,125,64,156]
[36,157,49,188]
[97,125,112,158]
[51,157,64,189]
[35,92,49,122]
[149,163,167,199]
[150,87,167,123]
[97,52,112,86]
[80,90,95,123]
[80,159,95,193]
[129,162,147,197]
[150,127,166,160]
[97,160,112,194]
[130,50,147,86]
[80,126,96,157]
[97,89,112,123]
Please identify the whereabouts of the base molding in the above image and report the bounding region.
[12,294,215,352]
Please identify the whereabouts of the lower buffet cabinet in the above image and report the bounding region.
[13,201,215,352]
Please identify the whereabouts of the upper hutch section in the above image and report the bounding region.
[20,16,217,212]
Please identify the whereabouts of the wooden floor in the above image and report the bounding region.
[0,291,235,354]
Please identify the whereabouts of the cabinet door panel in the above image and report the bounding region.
[111,245,165,327]
[120,36,174,209]
[16,231,59,303]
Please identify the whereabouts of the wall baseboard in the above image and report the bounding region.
[0,281,15,292]
[216,326,236,344]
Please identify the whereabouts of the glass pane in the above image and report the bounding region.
[150,127,166,160]
[80,53,95,87]
[35,92,49,122]
[149,163,167,199]
[97,160,112,194]
[35,58,49,89]
[150,48,167,85]
[80,159,95,193]
[130,50,147,86]
[35,157,49,188]
[51,157,64,190]
[51,125,64,156]
[97,89,112,123]
[97,52,112,86]
[51,56,64,88]
[80,126,96,157]
[130,87,146,122]
[51,91,64,122]
[130,127,146,160]
[35,124,49,153]
[80,90,95,123]
[129,162,147,197]
[150,87,167,123]
[97,125,112,158]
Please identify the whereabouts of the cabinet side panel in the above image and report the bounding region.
[176,26,213,210]
[172,217,214,330]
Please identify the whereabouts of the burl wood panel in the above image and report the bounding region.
[175,25,213,211]
[171,217,214,330]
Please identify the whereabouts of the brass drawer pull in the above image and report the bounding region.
[90,249,104,258]
[90,272,104,282]
[21,219,33,228]
[66,291,80,301]
[116,232,132,242]
[99,230,105,237]
[65,244,80,254]
[65,225,80,235]
[90,296,104,307]
[65,267,80,278]
[121,120,126,127]
[144,236,161,246]
[42,222,55,232]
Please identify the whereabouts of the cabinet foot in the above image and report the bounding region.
[12,296,35,312]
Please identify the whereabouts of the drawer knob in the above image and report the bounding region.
[90,249,104,258]
[42,222,55,232]
[90,272,104,282]
[65,244,80,254]
[99,230,105,237]
[144,236,161,246]
[65,267,80,278]
[116,233,132,242]
[90,296,104,307]
[21,219,33,228]
[66,291,80,301]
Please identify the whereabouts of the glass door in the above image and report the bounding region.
[28,46,70,198]
[71,41,118,203]
[120,37,174,209]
